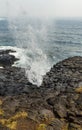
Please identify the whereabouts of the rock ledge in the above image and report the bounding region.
[0,50,82,130]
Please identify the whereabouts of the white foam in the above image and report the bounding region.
[0,18,52,86]
[0,46,50,86]
[0,67,3,69]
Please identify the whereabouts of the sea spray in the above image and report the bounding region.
[7,18,51,86]
[1,18,82,86]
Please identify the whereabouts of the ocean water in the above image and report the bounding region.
[0,17,82,86]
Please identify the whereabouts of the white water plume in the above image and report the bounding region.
[8,18,51,86]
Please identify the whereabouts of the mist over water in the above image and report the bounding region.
[7,17,53,86]
[0,16,82,86]
[0,1,82,86]
[0,0,57,86]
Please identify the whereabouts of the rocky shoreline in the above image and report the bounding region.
[0,50,82,130]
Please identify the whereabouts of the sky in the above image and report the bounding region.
[0,0,82,18]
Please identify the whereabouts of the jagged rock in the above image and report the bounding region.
[68,123,82,130]
[0,55,82,130]
[0,49,16,55]
[47,119,63,130]
[0,67,37,96]
[0,49,18,67]
[41,56,82,92]
[0,54,18,67]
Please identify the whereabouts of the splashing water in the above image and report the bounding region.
[1,18,82,86]
[8,18,51,86]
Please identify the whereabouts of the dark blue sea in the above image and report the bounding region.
[0,17,82,85]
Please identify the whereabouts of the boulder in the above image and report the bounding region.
[0,49,18,67]
[0,54,18,67]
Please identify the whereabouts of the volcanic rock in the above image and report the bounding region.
[0,49,18,67]
[0,54,82,130]
[0,49,16,55]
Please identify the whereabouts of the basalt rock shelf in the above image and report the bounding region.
[0,50,82,130]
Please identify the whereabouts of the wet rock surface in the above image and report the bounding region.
[0,50,82,130]
[0,49,18,68]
